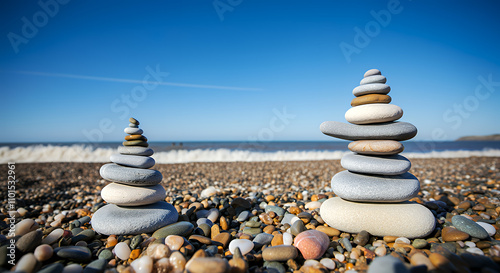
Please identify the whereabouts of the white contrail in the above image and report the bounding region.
[11,70,263,91]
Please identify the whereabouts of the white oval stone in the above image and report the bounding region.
[283,232,293,245]
[101,183,166,206]
[114,242,131,260]
[42,228,64,245]
[360,75,386,85]
[15,219,39,237]
[345,104,403,125]
[228,239,254,255]
[320,197,435,238]
[131,255,154,273]
[110,154,155,169]
[352,83,390,97]
[15,253,37,273]
[476,222,496,236]
[124,127,143,135]
[364,69,381,77]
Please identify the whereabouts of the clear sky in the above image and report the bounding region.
[1,0,499,143]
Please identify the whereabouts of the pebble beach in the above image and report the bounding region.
[2,157,500,273]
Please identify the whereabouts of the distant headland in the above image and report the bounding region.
[456,134,500,141]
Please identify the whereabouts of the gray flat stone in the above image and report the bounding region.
[110,154,155,168]
[360,75,386,85]
[100,163,162,185]
[451,215,489,239]
[54,246,92,262]
[320,121,417,141]
[353,83,390,97]
[341,152,411,175]
[124,127,143,134]
[91,202,178,235]
[367,255,409,273]
[331,170,420,202]
[118,146,154,156]
[364,69,381,77]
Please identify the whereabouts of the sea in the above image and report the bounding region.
[1,141,500,164]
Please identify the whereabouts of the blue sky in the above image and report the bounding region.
[1,0,499,142]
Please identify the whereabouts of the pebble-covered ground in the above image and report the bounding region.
[1,157,500,273]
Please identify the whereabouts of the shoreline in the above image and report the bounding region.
[1,157,500,272]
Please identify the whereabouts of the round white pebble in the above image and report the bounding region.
[131,255,154,273]
[476,222,496,236]
[283,232,293,245]
[114,242,131,260]
[228,239,254,255]
[320,258,336,270]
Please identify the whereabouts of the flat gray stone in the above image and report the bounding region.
[364,69,381,77]
[331,170,420,202]
[320,121,417,141]
[353,83,390,97]
[91,202,178,235]
[451,215,489,239]
[118,146,154,156]
[110,153,155,168]
[367,255,409,273]
[100,163,162,185]
[360,75,386,85]
[124,127,143,134]
[341,152,411,175]
[54,246,92,262]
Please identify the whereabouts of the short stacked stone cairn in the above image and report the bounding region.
[91,118,178,235]
[319,69,435,238]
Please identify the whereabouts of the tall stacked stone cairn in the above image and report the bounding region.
[319,69,435,238]
[91,118,178,235]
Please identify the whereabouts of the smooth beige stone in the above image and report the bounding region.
[348,140,404,155]
[320,197,435,238]
[351,94,391,106]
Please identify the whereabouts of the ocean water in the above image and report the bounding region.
[1,141,500,164]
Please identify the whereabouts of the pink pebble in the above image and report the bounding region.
[293,229,329,260]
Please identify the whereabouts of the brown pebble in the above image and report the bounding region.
[129,249,140,260]
[442,227,469,242]
[457,201,471,210]
[259,213,273,225]
[383,236,397,243]
[220,216,229,230]
[192,249,207,258]
[212,232,231,248]
[189,235,212,245]
[289,206,301,215]
[410,252,435,270]
[265,195,275,202]
[271,234,284,246]
[263,225,275,234]
[211,225,220,239]
[185,257,229,273]
[262,245,298,261]
[315,226,340,237]
[429,252,454,272]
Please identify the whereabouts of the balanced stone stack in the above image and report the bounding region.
[319,69,435,238]
[91,118,178,235]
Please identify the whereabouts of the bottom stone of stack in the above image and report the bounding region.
[320,197,435,238]
[91,202,178,235]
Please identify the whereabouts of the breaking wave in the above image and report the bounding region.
[1,144,500,163]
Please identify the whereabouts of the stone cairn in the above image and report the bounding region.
[319,69,435,238]
[91,118,178,235]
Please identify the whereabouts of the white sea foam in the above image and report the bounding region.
[1,145,499,163]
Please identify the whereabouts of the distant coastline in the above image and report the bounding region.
[457,134,500,141]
